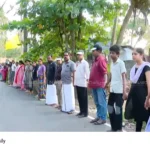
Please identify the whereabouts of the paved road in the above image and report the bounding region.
[0,82,110,132]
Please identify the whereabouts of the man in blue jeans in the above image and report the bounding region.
[89,44,108,125]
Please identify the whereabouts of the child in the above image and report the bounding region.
[106,45,127,132]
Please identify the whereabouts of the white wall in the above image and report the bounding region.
[119,48,133,61]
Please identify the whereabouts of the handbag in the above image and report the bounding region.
[145,117,150,132]
[124,91,134,120]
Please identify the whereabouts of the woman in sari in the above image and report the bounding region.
[13,62,20,87]
[1,65,8,82]
[14,60,25,89]
[126,48,150,132]
[0,64,2,81]
[37,59,46,100]
[24,60,33,93]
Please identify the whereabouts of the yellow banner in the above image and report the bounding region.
[5,35,21,50]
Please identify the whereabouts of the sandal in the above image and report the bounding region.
[67,110,74,114]
[94,120,106,125]
[90,118,99,123]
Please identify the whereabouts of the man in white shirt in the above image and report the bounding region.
[10,60,16,86]
[106,45,127,132]
[74,51,90,118]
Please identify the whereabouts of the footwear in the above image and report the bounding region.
[94,119,106,125]
[90,118,99,123]
[76,113,82,116]
[78,114,88,118]
[67,110,74,114]
[40,99,46,101]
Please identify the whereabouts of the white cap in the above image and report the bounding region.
[77,51,84,55]
[56,58,62,61]
[91,47,97,51]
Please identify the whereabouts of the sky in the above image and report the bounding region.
[0,0,147,49]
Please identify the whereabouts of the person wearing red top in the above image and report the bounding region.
[89,44,108,125]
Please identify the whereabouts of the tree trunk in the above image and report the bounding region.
[23,29,28,53]
[116,5,133,45]
[111,16,118,46]
[23,7,28,53]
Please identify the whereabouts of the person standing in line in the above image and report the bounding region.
[55,58,62,109]
[14,60,25,89]
[74,51,90,118]
[32,61,39,97]
[105,45,127,132]
[9,60,16,86]
[126,48,150,132]
[24,60,33,93]
[88,44,108,125]
[45,55,58,106]
[7,64,12,85]
[61,52,76,114]
[13,62,19,87]
[37,59,46,101]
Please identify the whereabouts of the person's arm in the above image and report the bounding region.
[145,71,150,109]
[121,61,127,100]
[105,73,111,89]
[43,65,46,84]
[71,62,76,86]
[53,63,57,81]
[98,58,107,87]
[85,62,90,82]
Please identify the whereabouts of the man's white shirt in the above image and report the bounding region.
[110,58,126,93]
[74,59,90,87]
[11,63,16,72]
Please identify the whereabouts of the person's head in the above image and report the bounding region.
[109,45,120,61]
[47,55,53,62]
[12,60,15,64]
[77,51,84,61]
[19,60,24,65]
[25,60,30,65]
[38,58,43,65]
[56,58,62,65]
[32,61,37,66]
[132,48,144,62]
[16,62,19,66]
[91,44,103,57]
[64,52,70,62]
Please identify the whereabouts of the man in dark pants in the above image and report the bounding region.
[55,58,62,109]
[74,51,90,118]
[106,45,127,132]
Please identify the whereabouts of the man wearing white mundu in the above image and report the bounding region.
[46,55,58,107]
[61,52,76,114]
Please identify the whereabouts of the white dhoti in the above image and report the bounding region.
[62,83,75,112]
[46,84,58,105]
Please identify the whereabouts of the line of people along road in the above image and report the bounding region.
[0,44,150,132]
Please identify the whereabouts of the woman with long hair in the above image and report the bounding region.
[14,60,25,89]
[126,48,150,132]
[37,59,46,100]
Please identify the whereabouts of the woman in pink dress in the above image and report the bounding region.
[14,61,25,89]
[1,65,8,82]
[13,62,20,87]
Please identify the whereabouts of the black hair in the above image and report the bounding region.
[19,60,24,65]
[25,59,30,62]
[109,45,121,55]
[135,48,144,55]
[39,58,43,62]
